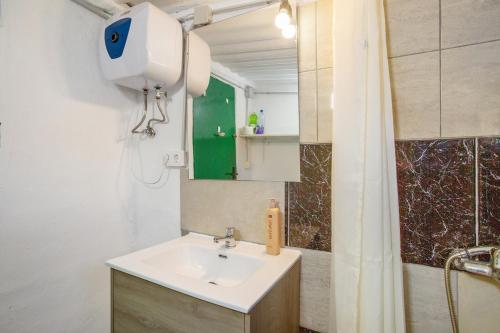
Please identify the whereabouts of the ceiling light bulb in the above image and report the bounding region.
[282,24,296,39]
[275,11,291,29]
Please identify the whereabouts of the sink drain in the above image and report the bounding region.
[208,281,218,285]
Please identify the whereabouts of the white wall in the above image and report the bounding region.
[236,82,300,182]
[249,93,299,134]
[236,137,300,181]
[249,82,299,135]
[0,1,181,332]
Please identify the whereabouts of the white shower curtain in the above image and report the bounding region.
[330,0,406,332]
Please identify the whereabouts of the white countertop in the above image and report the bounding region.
[106,233,301,313]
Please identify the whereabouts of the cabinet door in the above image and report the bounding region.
[244,261,300,333]
[112,270,245,333]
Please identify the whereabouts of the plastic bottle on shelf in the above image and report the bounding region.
[248,112,258,134]
[256,109,265,134]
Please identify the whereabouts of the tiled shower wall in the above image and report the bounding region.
[285,140,499,333]
[298,0,500,141]
[298,0,333,143]
[288,0,500,332]
[182,1,499,332]
[286,139,500,263]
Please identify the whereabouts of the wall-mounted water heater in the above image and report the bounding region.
[99,1,211,97]
[98,1,211,138]
[99,2,183,92]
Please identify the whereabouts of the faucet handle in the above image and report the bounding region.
[225,227,235,237]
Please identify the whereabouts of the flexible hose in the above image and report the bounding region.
[444,253,461,333]
[444,245,497,333]
[147,89,169,128]
[132,89,149,134]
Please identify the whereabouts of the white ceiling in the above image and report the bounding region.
[194,4,298,88]
[122,0,276,16]
[125,0,221,13]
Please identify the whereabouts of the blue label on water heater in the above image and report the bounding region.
[104,18,132,59]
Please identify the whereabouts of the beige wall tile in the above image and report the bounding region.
[316,0,333,69]
[389,52,440,139]
[384,0,440,58]
[298,248,331,333]
[299,70,318,143]
[403,264,457,333]
[317,68,333,143]
[298,3,317,72]
[441,41,500,137]
[442,0,500,49]
[180,169,284,244]
[458,272,500,333]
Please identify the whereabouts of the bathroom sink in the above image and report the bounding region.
[106,233,301,313]
[141,243,264,287]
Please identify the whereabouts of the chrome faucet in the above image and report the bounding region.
[213,227,236,248]
[444,246,500,333]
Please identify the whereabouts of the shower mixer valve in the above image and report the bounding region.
[444,246,500,333]
[451,246,500,281]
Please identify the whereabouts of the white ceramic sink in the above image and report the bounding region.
[142,243,264,287]
[106,233,301,313]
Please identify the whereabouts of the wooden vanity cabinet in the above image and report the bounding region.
[111,260,300,333]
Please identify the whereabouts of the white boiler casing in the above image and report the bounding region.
[186,31,211,97]
[99,2,183,92]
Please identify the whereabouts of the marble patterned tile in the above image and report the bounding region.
[396,139,476,267]
[478,137,500,245]
[300,144,332,186]
[287,144,332,251]
[288,182,331,252]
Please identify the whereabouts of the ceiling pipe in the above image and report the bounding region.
[176,0,279,23]
[71,0,129,18]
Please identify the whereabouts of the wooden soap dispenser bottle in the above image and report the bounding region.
[266,198,281,255]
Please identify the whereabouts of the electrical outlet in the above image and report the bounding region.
[165,151,186,167]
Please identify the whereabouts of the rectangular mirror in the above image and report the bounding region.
[187,4,300,182]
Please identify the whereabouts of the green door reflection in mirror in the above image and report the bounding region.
[193,76,236,180]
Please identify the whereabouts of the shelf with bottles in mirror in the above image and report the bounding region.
[238,134,299,139]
